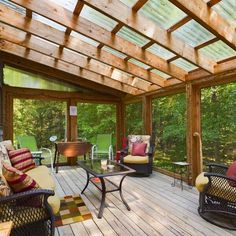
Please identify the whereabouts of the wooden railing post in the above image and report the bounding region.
[186,83,202,184]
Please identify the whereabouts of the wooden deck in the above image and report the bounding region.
[53,167,236,236]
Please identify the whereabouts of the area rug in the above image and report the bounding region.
[54,194,92,227]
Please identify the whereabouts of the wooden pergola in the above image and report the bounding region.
[0,0,236,183]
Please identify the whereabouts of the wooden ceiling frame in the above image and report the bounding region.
[8,0,188,81]
[132,0,149,12]
[0,5,165,88]
[81,0,217,73]
[206,0,222,7]
[1,24,158,92]
[167,16,191,33]
[0,40,144,95]
[169,0,236,51]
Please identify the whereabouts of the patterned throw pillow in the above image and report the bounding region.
[2,163,39,193]
[8,148,36,173]
[0,174,11,196]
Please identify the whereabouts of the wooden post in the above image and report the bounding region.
[0,61,3,141]
[142,96,152,135]
[116,102,125,151]
[186,83,202,185]
[66,99,78,165]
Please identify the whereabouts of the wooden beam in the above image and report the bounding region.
[142,41,154,50]
[0,60,3,138]
[111,23,123,34]
[167,55,179,63]
[206,0,221,7]
[80,0,216,73]
[0,40,142,95]
[132,0,148,12]
[26,9,32,18]
[194,38,219,50]
[186,83,201,184]
[7,1,187,80]
[116,102,125,151]
[0,25,155,92]
[142,95,152,135]
[74,1,84,15]
[169,0,236,50]
[0,7,165,87]
[167,16,191,33]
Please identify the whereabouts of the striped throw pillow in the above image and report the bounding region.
[2,163,39,193]
[8,148,36,173]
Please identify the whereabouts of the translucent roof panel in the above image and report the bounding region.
[146,43,176,60]
[50,0,77,12]
[32,13,66,32]
[0,0,25,14]
[213,0,236,27]
[199,40,236,62]
[4,66,81,92]
[128,58,151,70]
[103,46,127,59]
[119,0,139,8]
[139,0,187,29]
[80,5,118,31]
[173,20,215,47]
[171,58,198,72]
[117,26,150,47]
[71,31,100,47]
[112,69,133,82]
[151,69,171,79]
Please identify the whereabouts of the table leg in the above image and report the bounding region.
[119,175,131,211]
[81,171,90,194]
[98,177,106,219]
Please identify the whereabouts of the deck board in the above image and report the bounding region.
[54,167,236,236]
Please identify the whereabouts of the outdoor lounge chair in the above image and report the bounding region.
[196,163,236,230]
[120,135,154,176]
[17,135,53,171]
[91,134,113,160]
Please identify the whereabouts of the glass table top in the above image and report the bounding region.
[78,159,135,177]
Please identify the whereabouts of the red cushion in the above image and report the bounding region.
[8,148,36,173]
[226,161,236,187]
[131,143,147,156]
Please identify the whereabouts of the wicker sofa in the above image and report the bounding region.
[0,140,60,236]
[195,163,236,230]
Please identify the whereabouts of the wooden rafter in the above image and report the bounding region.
[74,0,84,15]
[0,24,160,92]
[142,41,154,50]
[132,0,148,12]
[0,5,165,87]
[0,40,143,95]
[169,0,236,50]
[80,0,216,73]
[111,22,123,34]
[206,0,222,7]
[8,0,187,81]
[26,9,32,18]
[194,38,219,50]
[167,16,191,33]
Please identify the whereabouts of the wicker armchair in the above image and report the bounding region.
[196,163,236,230]
[0,189,55,236]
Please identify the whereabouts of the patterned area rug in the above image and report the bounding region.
[54,194,92,227]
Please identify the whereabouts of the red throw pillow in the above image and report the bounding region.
[131,143,147,156]
[226,161,236,187]
[8,148,36,173]
[2,163,39,193]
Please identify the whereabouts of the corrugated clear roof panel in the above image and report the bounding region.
[151,69,171,79]
[128,58,151,69]
[139,0,187,29]
[32,13,66,32]
[80,5,118,31]
[199,40,236,62]
[146,43,176,60]
[171,58,198,72]
[103,46,127,59]
[71,31,100,47]
[173,20,215,47]
[117,26,150,47]
[213,0,236,27]
[50,0,77,11]
[119,0,139,8]
[0,0,25,14]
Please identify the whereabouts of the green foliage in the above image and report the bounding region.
[125,102,143,135]
[152,93,187,171]
[77,103,116,146]
[13,99,66,148]
[201,83,236,167]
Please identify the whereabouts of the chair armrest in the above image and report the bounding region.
[206,163,228,174]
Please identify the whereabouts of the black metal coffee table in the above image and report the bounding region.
[78,159,135,218]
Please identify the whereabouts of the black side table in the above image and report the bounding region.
[171,161,192,190]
